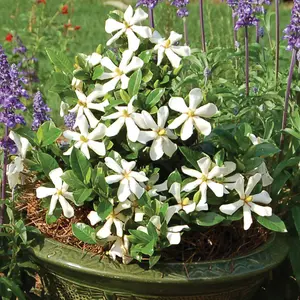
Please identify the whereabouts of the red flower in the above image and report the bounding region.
[74,25,81,31]
[5,33,13,42]
[37,0,46,4]
[61,4,68,14]
[64,23,72,29]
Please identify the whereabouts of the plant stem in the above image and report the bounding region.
[183,17,189,46]
[275,0,280,85]
[245,26,249,96]
[148,7,154,28]
[199,0,206,52]
[280,49,297,152]
[232,13,237,47]
[0,126,9,226]
[256,22,260,44]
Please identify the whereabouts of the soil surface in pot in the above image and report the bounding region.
[18,187,269,263]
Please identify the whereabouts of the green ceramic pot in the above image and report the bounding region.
[31,233,288,300]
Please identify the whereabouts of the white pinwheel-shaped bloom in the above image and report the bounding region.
[63,115,106,159]
[182,157,237,211]
[219,174,273,230]
[99,50,144,92]
[36,168,74,218]
[6,132,30,189]
[166,182,196,222]
[102,96,146,142]
[71,77,83,91]
[105,157,148,202]
[108,235,132,264]
[150,31,191,68]
[69,85,109,128]
[105,5,152,52]
[138,106,177,161]
[138,215,189,245]
[168,88,218,141]
[86,52,102,67]
[139,173,168,201]
[247,133,273,187]
[88,200,131,239]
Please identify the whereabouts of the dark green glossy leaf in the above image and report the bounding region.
[195,212,225,226]
[128,69,142,97]
[73,188,93,205]
[146,88,165,108]
[97,199,113,220]
[37,121,62,147]
[70,148,92,184]
[72,223,97,244]
[36,151,59,176]
[256,214,287,233]
[60,170,86,189]
[179,146,203,170]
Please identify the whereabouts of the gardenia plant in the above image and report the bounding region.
[3,5,288,267]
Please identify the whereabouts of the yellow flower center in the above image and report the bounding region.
[187,110,195,118]
[122,109,130,117]
[245,196,253,203]
[164,39,171,48]
[57,189,63,196]
[123,21,131,29]
[115,67,123,77]
[80,135,88,143]
[123,172,130,179]
[145,185,152,191]
[78,100,87,107]
[158,128,166,136]
[201,174,207,182]
[182,197,190,206]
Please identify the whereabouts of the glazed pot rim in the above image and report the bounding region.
[31,232,289,283]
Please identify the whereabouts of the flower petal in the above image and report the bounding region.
[63,130,81,141]
[105,19,124,34]
[157,106,169,128]
[219,200,244,215]
[78,115,89,137]
[129,178,144,199]
[123,56,144,74]
[107,28,127,46]
[119,49,134,70]
[245,173,262,197]
[193,116,212,136]
[130,171,148,182]
[165,205,180,224]
[197,157,211,176]
[168,97,188,113]
[80,143,90,159]
[188,88,203,110]
[130,7,148,24]
[195,103,218,118]
[114,219,124,237]
[207,181,224,197]
[97,218,113,239]
[169,182,181,203]
[138,131,157,144]
[103,77,121,93]
[150,30,164,44]
[166,232,182,245]
[87,101,108,113]
[121,159,136,173]
[49,168,63,189]
[118,179,131,202]
[181,166,202,178]
[162,137,177,157]
[132,25,152,39]
[124,5,134,23]
[106,117,125,137]
[243,204,253,230]
[83,108,100,128]
[150,137,164,161]
[199,182,208,204]
[58,195,74,218]
[180,118,194,141]
[101,57,117,72]
[165,48,181,68]
[88,123,106,140]
[168,114,189,130]
[235,177,246,199]
[150,215,161,229]
[171,45,191,57]
[105,157,123,173]
[156,46,165,66]
[249,202,272,217]
[134,208,145,222]
[120,74,130,90]
[182,179,202,192]
[142,111,158,130]
[87,84,107,102]
[48,194,58,215]
[126,117,140,142]
[252,191,272,205]
[183,202,196,214]
[102,111,123,120]
[105,174,124,184]
[168,31,182,44]
[88,140,106,156]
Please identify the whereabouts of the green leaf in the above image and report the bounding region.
[36,151,59,176]
[195,212,225,226]
[141,240,155,256]
[37,121,62,147]
[70,148,92,184]
[73,69,90,80]
[179,147,203,169]
[14,126,37,145]
[273,157,300,178]
[61,170,86,189]
[46,48,74,75]
[146,88,165,108]
[93,167,109,196]
[138,50,152,63]
[283,128,300,139]
[73,188,93,205]
[289,236,300,287]
[256,214,287,233]
[0,277,26,300]
[129,229,151,243]
[244,157,264,172]
[149,254,161,269]
[15,219,27,243]
[72,223,97,244]
[246,143,280,158]
[214,149,225,167]
[92,65,104,80]
[271,170,291,197]
[292,206,300,239]
[211,129,239,154]
[167,169,182,188]
[120,89,131,103]
[128,69,142,97]
[97,199,113,220]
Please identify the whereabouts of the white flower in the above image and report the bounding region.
[181,157,237,211]
[105,157,148,202]
[219,174,273,230]
[71,77,83,91]
[91,200,131,239]
[69,85,109,128]
[63,115,106,159]
[6,132,30,189]
[150,31,191,68]
[108,235,132,264]
[168,88,218,140]
[139,173,168,201]
[36,168,74,218]
[166,182,196,222]
[86,52,102,67]
[105,5,152,51]
[138,106,178,161]
[138,215,188,245]
[247,133,273,187]
[60,101,70,117]
[102,96,146,142]
[98,50,144,92]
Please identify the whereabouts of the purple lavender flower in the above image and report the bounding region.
[13,36,27,55]
[136,0,160,9]
[64,112,76,129]
[170,0,189,18]
[32,91,51,130]
[0,137,18,155]
[283,0,300,51]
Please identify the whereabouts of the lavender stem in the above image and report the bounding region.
[245,26,249,96]
[0,126,8,226]
[275,0,280,84]
[256,22,260,44]
[232,13,237,47]
[183,17,189,46]
[199,0,206,52]
[148,7,154,28]
[280,49,297,152]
